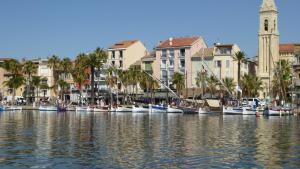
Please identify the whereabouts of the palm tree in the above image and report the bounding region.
[3,75,25,104]
[128,66,142,100]
[206,75,219,98]
[234,51,246,98]
[71,66,88,105]
[60,57,72,79]
[79,48,107,105]
[58,79,69,102]
[23,61,38,103]
[241,74,263,97]
[272,60,292,102]
[107,66,117,106]
[172,72,185,97]
[222,78,236,97]
[32,76,42,102]
[48,55,61,95]
[0,59,23,104]
[195,70,208,98]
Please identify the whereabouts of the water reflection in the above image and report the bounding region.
[0,111,299,168]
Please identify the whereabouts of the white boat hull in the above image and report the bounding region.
[39,106,58,111]
[115,107,132,113]
[223,106,243,115]
[132,107,149,113]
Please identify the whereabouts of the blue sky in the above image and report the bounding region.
[0,0,299,59]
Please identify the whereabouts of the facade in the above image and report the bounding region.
[258,0,280,98]
[154,37,207,89]
[191,44,249,87]
[32,58,56,100]
[107,40,148,70]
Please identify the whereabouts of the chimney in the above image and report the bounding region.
[169,37,173,46]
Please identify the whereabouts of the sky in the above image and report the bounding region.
[0,0,299,59]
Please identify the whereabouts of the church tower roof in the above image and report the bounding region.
[260,0,277,12]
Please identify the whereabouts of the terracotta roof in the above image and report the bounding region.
[279,44,300,53]
[109,40,138,49]
[141,51,156,60]
[156,37,200,48]
[192,48,214,58]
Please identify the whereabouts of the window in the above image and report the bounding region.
[215,60,221,68]
[226,60,230,68]
[264,19,268,31]
[274,20,276,30]
[119,51,123,59]
[119,61,123,68]
[169,59,174,67]
[112,51,115,59]
[112,61,115,66]
[161,60,166,68]
[180,59,185,68]
[162,49,167,58]
[180,49,185,57]
[169,49,174,58]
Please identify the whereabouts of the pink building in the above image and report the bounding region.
[153,37,207,89]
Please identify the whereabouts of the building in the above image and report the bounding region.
[107,40,148,70]
[258,0,280,98]
[191,44,249,86]
[154,37,207,89]
[31,58,56,100]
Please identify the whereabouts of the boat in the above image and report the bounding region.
[39,105,58,111]
[149,104,167,113]
[114,106,132,113]
[0,106,4,112]
[263,107,293,116]
[199,106,211,114]
[223,106,243,115]
[132,105,149,113]
[93,107,109,112]
[75,106,88,112]
[167,106,183,113]
[3,106,23,111]
[242,106,257,115]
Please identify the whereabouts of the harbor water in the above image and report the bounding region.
[0,111,300,168]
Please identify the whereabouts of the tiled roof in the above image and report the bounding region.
[109,40,138,49]
[215,44,234,48]
[0,58,14,61]
[157,37,200,48]
[279,44,300,53]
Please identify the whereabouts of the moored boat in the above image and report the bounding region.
[223,106,243,115]
[132,105,149,113]
[39,105,58,111]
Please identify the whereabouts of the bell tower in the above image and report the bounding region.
[258,0,279,98]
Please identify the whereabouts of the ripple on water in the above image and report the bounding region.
[0,111,299,168]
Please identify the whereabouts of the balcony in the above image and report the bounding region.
[179,53,185,58]
[293,62,300,71]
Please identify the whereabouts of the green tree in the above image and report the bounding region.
[48,55,61,95]
[22,61,38,103]
[195,70,207,98]
[172,72,185,96]
[3,75,25,104]
[79,48,107,105]
[234,51,246,98]
[272,60,292,102]
[241,74,263,97]
[71,66,88,105]
[206,75,219,98]
[58,79,69,102]
[222,77,236,97]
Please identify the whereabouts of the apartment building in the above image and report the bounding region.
[154,37,207,89]
[191,43,250,86]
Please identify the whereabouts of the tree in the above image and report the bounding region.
[71,66,88,105]
[234,51,246,98]
[79,48,107,105]
[128,66,142,99]
[222,78,236,97]
[195,70,208,98]
[22,61,38,103]
[60,57,72,79]
[107,66,117,106]
[241,74,263,97]
[58,79,69,102]
[0,59,23,104]
[48,55,61,95]
[272,60,292,102]
[3,75,25,104]
[172,72,185,96]
[206,75,219,98]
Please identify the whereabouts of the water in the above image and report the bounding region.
[0,111,300,168]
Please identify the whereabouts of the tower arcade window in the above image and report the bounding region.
[264,19,269,31]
